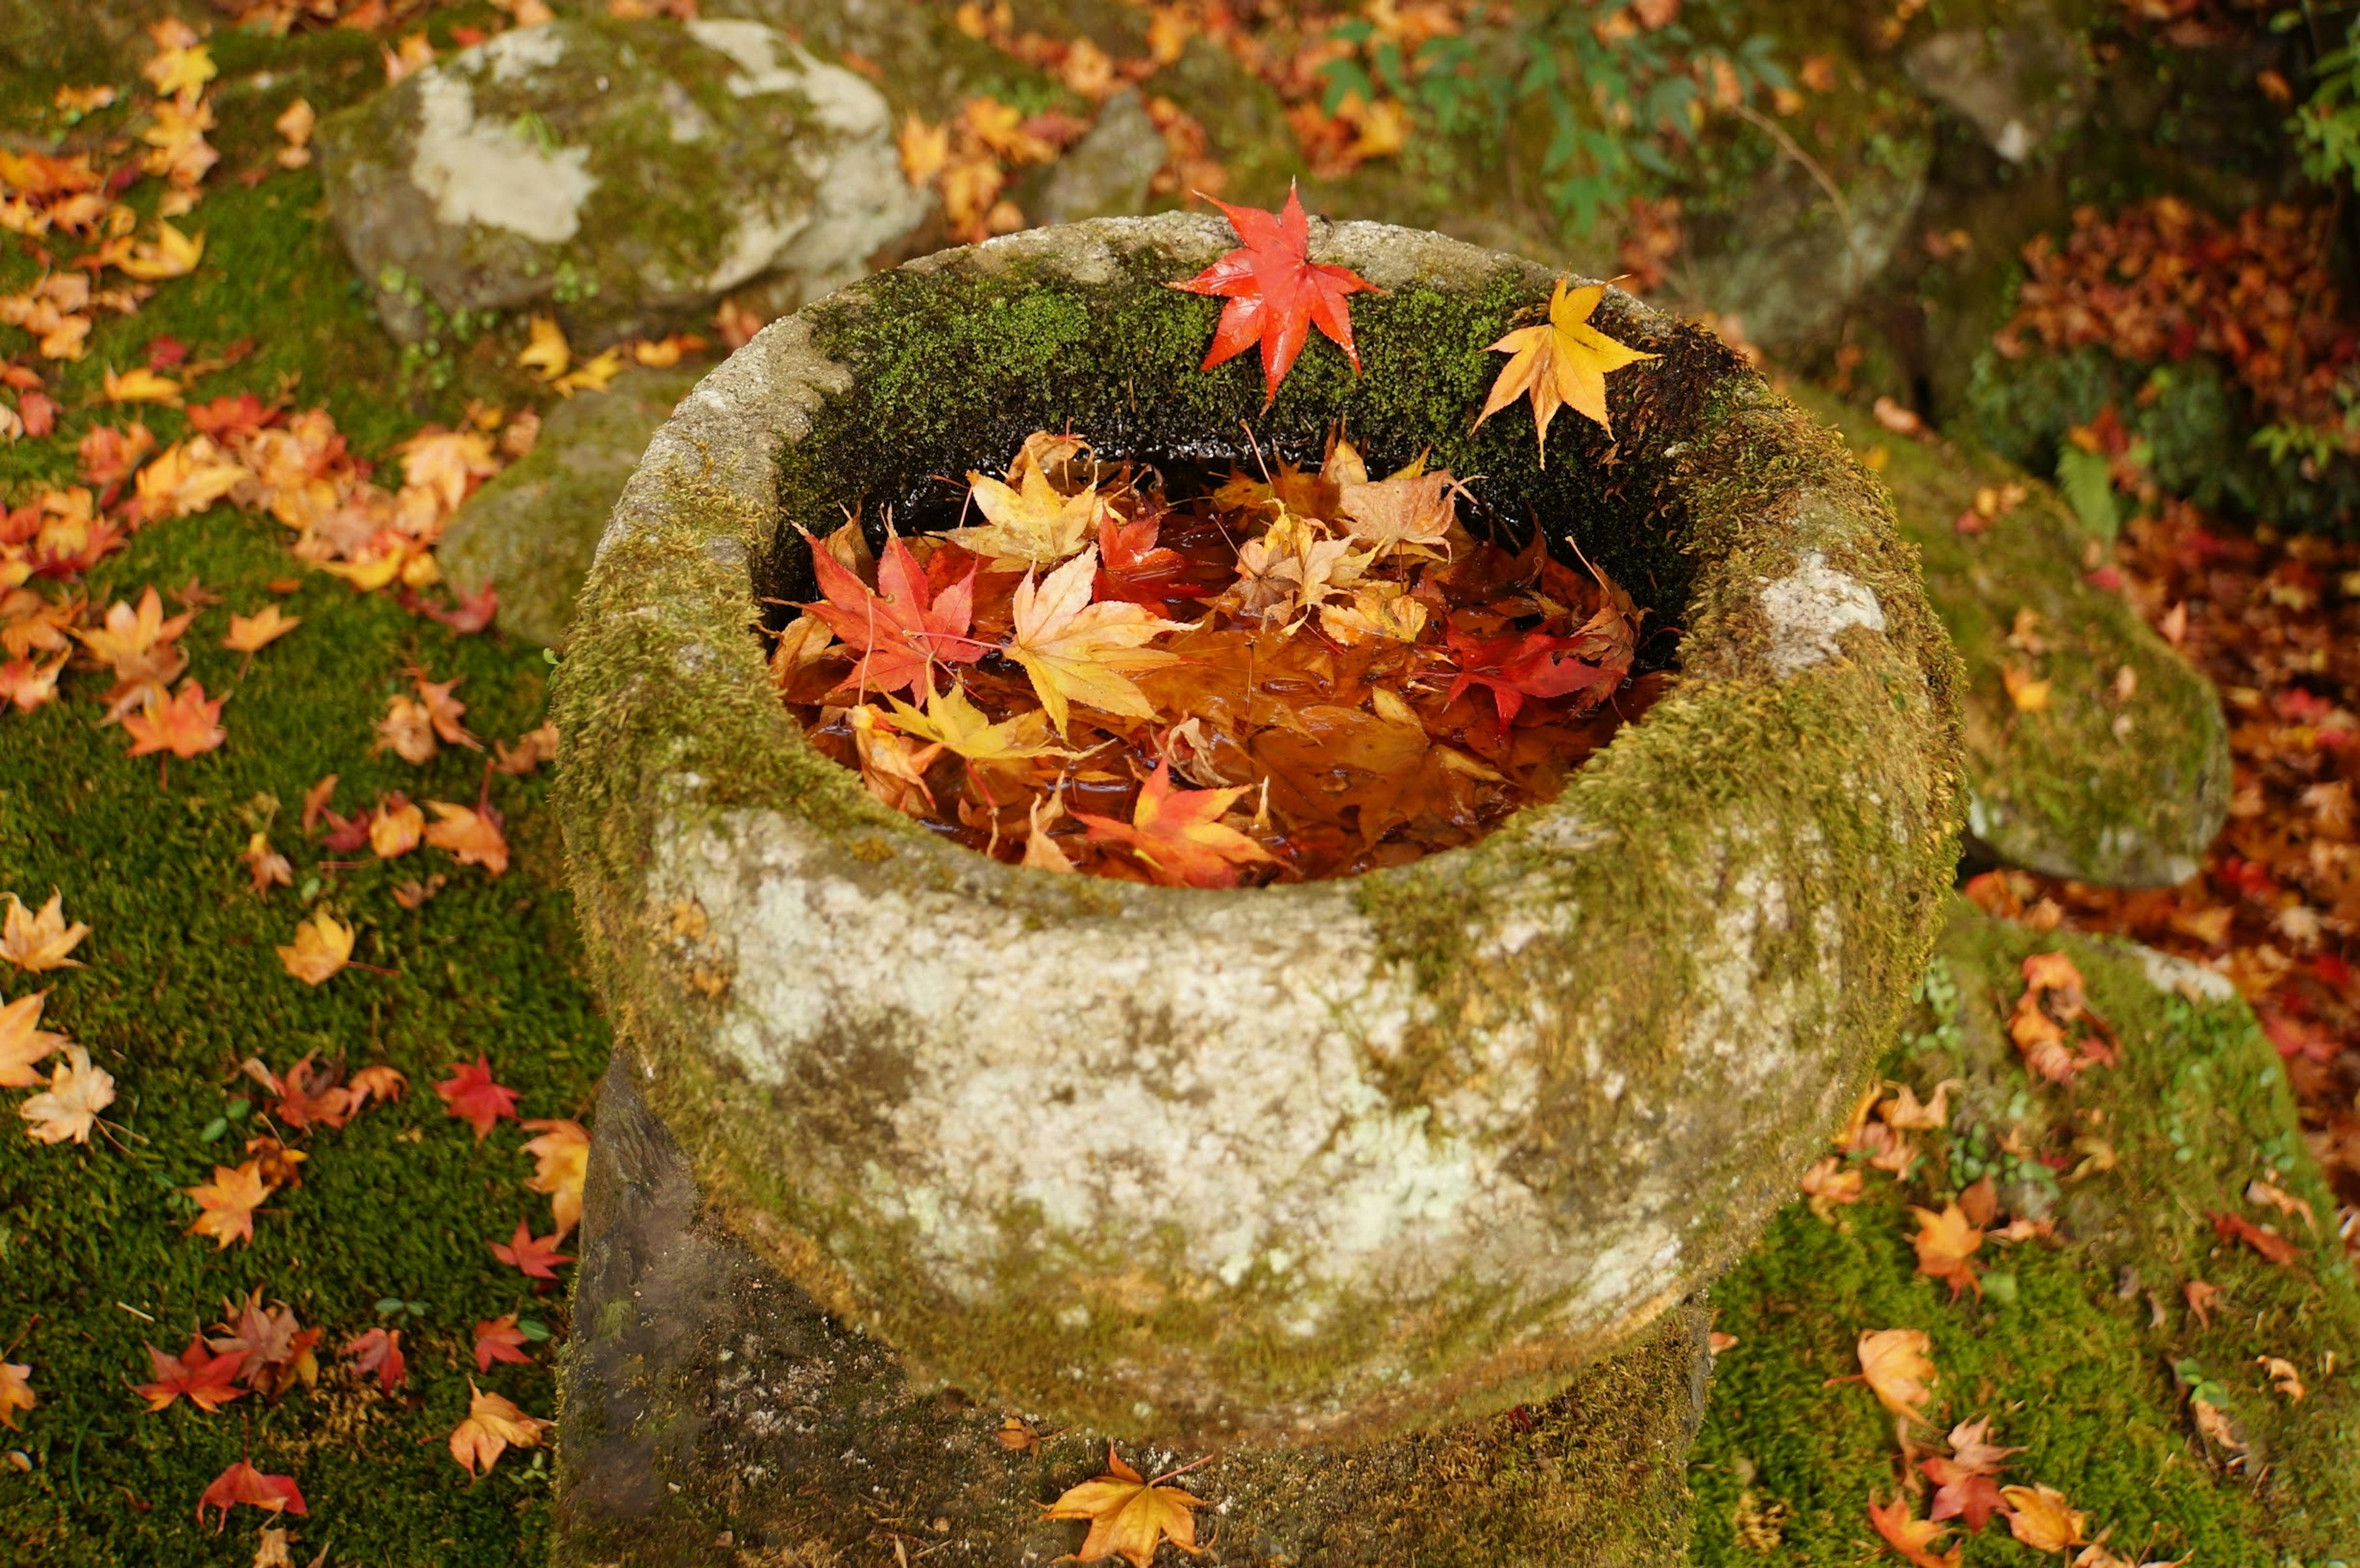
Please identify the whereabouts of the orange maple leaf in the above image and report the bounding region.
[185,1160,272,1249]
[276,909,353,986]
[123,680,226,758]
[423,801,509,876]
[1472,278,1659,461]
[1040,1445,1210,1568]
[1854,1327,1937,1427]
[1910,1202,1985,1300]
[489,1219,573,1280]
[1920,1416,2018,1532]
[196,1459,305,1529]
[1077,759,1275,889]
[449,1381,548,1477]
[134,1334,248,1412]
[2001,1484,2088,1552]
[0,989,69,1088]
[19,1043,113,1144]
[1,888,90,971]
[472,1314,532,1372]
[520,1118,589,1236]
[0,1358,31,1430]
[435,1053,520,1140]
[1168,182,1379,401]
[1868,1494,1959,1568]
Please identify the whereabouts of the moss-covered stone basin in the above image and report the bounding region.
[551,213,1967,1447]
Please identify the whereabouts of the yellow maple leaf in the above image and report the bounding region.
[552,347,623,396]
[1004,548,1185,735]
[1855,1327,1937,1426]
[277,910,353,986]
[449,1381,548,1476]
[370,798,423,859]
[2002,664,2052,713]
[952,463,1104,568]
[423,802,510,876]
[1040,1446,1209,1568]
[103,365,183,406]
[223,604,301,656]
[113,221,203,281]
[516,315,570,381]
[20,1043,114,1145]
[899,112,950,186]
[185,1159,272,1248]
[2000,1484,2088,1552]
[1472,278,1658,462]
[0,1358,31,1430]
[1,889,90,973]
[883,682,1066,766]
[135,439,248,519]
[0,990,68,1088]
[521,1118,589,1236]
[143,41,217,100]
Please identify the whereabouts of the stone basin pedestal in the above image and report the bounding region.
[548,214,1964,1565]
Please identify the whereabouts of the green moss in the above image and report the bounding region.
[1693,900,2360,1564]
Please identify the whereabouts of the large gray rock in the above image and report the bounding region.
[1906,11,2093,165]
[318,18,929,345]
[439,364,701,647]
[1026,89,1165,226]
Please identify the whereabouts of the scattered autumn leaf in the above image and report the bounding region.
[0,989,68,1088]
[489,1219,573,1280]
[1921,1417,2017,1532]
[1868,1494,1959,1568]
[1079,759,1275,889]
[124,680,227,759]
[0,1359,30,1430]
[197,1459,305,1529]
[2211,1209,2299,1265]
[185,1161,271,1249]
[472,1315,532,1372]
[1,888,90,971]
[1168,183,1379,401]
[343,1327,406,1394]
[223,605,299,662]
[1856,1327,1937,1427]
[1473,278,1659,461]
[1040,1445,1210,1568]
[2002,1484,2088,1553]
[275,910,353,987]
[424,801,510,875]
[520,1118,589,1236]
[241,832,293,896]
[448,1381,547,1477]
[1910,1202,1985,1301]
[435,1053,521,1140]
[135,1335,248,1412]
[20,1043,114,1144]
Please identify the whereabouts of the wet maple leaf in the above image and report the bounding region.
[1005,548,1186,734]
[1328,439,1459,560]
[436,1053,521,1140]
[1079,759,1275,889]
[521,1117,589,1237]
[1855,1328,1937,1427]
[449,1381,548,1476]
[186,1161,272,1249]
[125,680,227,759]
[2210,1210,2299,1265]
[489,1219,574,1280]
[2002,1484,2087,1552]
[801,527,985,696]
[1443,622,1616,726]
[1094,512,1202,619]
[276,910,353,986]
[1868,1495,1959,1568]
[197,1459,306,1529]
[425,801,510,876]
[1042,1445,1210,1568]
[20,1043,113,1144]
[1921,1417,2018,1531]
[1910,1202,1985,1300]
[135,1334,248,1412]
[472,1315,532,1372]
[0,989,68,1088]
[952,465,1104,569]
[343,1326,406,1394]
[0,1359,30,1430]
[1221,510,1371,625]
[1473,278,1659,461]
[884,682,1066,773]
[849,702,940,812]
[1169,183,1379,401]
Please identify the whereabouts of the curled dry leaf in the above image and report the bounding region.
[376,695,438,764]
[1,888,90,971]
[2210,1209,2299,1265]
[20,1043,114,1144]
[449,1381,548,1477]
[369,796,423,860]
[2001,1484,2088,1553]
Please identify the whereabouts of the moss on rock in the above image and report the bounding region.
[1795,384,2228,886]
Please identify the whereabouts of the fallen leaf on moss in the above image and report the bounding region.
[2,889,90,971]
[2002,665,2052,713]
[185,1161,271,1249]
[1921,1417,2016,1532]
[2183,1278,2221,1326]
[349,1064,407,1108]
[516,316,569,381]
[103,366,182,406]
[253,1526,295,1568]
[436,1053,521,1140]
[0,989,68,1087]
[1040,1444,1210,1568]
[1473,277,1658,461]
[369,796,423,860]
[2001,1484,2087,1552]
[125,680,227,759]
[275,911,352,986]
[2009,952,2117,1084]
[473,1315,532,1372]
[552,347,623,396]
[0,653,67,713]
[424,801,509,875]
[1855,1328,1937,1427]
[1868,1494,1959,1568]
[1799,1154,1863,1220]
[223,604,299,661]
[343,1327,405,1394]
[2210,1209,2298,1265]
[20,1044,113,1144]
[197,1459,305,1529]
[1910,1202,1984,1301]
[0,1358,30,1430]
[2257,1354,2305,1400]
[495,723,559,775]
[376,694,438,764]
[135,1335,248,1412]
[521,1118,589,1236]
[240,832,293,897]
[489,1220,573,1280]
[1168,183,1378,402]
[414,675,480,749]
[449,1382,547,1476]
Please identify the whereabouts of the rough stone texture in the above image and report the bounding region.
[439,364,700,647]
[1905,10,2094,165]
[1026,89,1165,225]
[1791,385,2229,887]
[556,1062,1710,1568]
[316,18,929,345]
[552,214,1965,1452]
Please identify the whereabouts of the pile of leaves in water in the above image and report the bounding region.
[768,429,1669,887]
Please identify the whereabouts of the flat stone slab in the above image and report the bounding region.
[1793,385,2229,887]
[555,1063,1712,1568]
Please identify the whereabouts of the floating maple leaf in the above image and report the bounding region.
[0,890,88,971]
[1220,510,1371,626]
[1442,622,1616,726]
[135,1334,248,1412]
[1170,183,1379,401]
[1042,1445,1210,1568]
[1921,1417,2018,1532]
[521,1118,589,1237]
[425,801,510,876]
[2001,1484,2088,1552]
[951,453,1105,570]
[1868,1494,1959,1568]
[801,527,985,696]
[276,910,352,987]
[1079,759,1275,889]
[186,1161,271,1249]
[449,1381,548,1477]
[0,989,68,1088]
[1005,548,1186,734]
[883,682,1068,799]
[1094,510,1203,616]
[343,1326,406,1394]
[436,1053,521,1140]
[1328,438,1459,560]
[197,1459,305,1529]
[489,1219,574,1280]
[0,1358,30,1430]
[20,1043,113,1144]
[1910,1202,1984,1301]
[472,1315,532,1372]
[1473,278,1659,462]
[1855,1327,1937,1427]
[849,702,940,812]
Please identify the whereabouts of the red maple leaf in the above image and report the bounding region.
[1918,1417,2019,1532]
[473,1314,532,1371]
[1077,759,1276,890]
[1169,182,1379,401]
[800,528,985,698]
[197,1459,306,1529]
[184,393,273,441]
[343,1326,407,1393]
[433,1053,521,1141]
[134,1335,248,1413]
[490,1219,574,1280]
[270,1051,357,1131]
[402,579,499,636]
[1442,622,1618,725]
[2211,1209,2299,1265]
[1094,511,1208,617]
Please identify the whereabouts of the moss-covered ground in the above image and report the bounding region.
[4,10,2358,1567]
